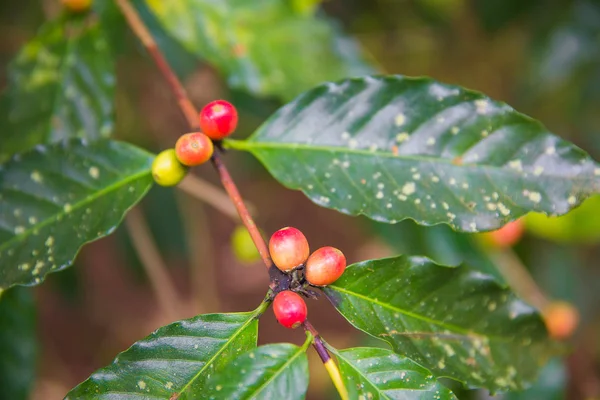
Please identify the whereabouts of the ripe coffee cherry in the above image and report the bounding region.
[199,100,238,140]
[305,246,346,286]
[62,0,92,12]
[273,291,307,329]
[152,149,188,187]
[175,132,214,166]
[481,219,524,248]
[269,227,309,272]
[543,301,579,340]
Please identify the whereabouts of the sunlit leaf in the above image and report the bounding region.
[205,342,310,399]
[331,346,457,399]
[229,75,600,232]
[145,0,373,100]
[0,17,115,159]
[324,255,556,391]
[67,310,262,399]
[0,139,153,289]
[0,287,37,400]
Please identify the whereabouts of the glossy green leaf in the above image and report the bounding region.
[205,341,310,399]
[331,346,456,399]
[0,139,153,289]
[503,358,565,400]
[324,255,556,391]
[145,0,373,100]
[229,75,600,232]
[0,287,37,400]
[0,17,115,159]
[67,310,263,399]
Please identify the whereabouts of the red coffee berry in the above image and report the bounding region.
[273,291,307,329]
[305,246,346,286]
[199,100,238,140]
[269,227,310,272]
[482,219,524,248]
[175,132,214,166]
[543,301,579,340]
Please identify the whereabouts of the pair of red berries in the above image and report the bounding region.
[270,227,347,329]
[152,100,238,186]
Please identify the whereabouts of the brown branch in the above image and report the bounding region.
[116,0,272,270]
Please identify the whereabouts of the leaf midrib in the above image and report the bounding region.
[0,169,151,253]
[250,345,305,399]
[328,285,509,343]
[228,140,599,181]
[176,313,257,396]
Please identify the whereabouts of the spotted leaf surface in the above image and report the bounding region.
[146,0,373,100]
[67,311,260,399]
[0,288,37,400]
[0,139,153,289]
[330,347,456,400]
[0,17,115,159]
[324,255,556,392]
[228,75,600,232]
[205,342,310,400]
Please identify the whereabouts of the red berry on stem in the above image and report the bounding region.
[175,132,214,166]
[305,246,346,286]
[199,100,238,140]
[269,227,310,272]
[482,219,524,248]
[273,291,307,329]
[543,301,579,340]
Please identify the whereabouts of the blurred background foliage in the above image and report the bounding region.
[1,0,599,399]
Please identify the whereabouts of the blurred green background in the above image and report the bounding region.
[1,0,599,399]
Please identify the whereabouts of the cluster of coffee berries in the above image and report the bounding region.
[152,100,238,186]
[269,227,347,329]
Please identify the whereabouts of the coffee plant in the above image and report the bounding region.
[1,0,599,399]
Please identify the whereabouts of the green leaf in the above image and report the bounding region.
[0,139,153,289]
[67,310,263,399]
[229,75,600,232]
[503,358,565,400]
[145,0,373,100]
[0,287,37,400]
[0,17,115,160]
[205,341,310,399]
[324,255,556,391]
[331,346,456,400]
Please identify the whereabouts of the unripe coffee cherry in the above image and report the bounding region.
[269,227,309,272]
[62,0,92,12]
[152,149,188,187]
[305,246,346,286]
[175,132,214,166]
[199,100,238,140]
[231,225,261,264]
[273,291,307,329]
[481,219,524,248]
[543,301,579,340]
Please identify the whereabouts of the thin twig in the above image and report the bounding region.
[125,207,182,319]
[177,174,242,221]
[116,0,272,270]
[489,248,550,310]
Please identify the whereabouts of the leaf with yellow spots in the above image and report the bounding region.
[204,341,310,399]
[67,309,264,399]
[145,0,373,100]
[0,139,153,289]
[0,17,115,160]
[329,346,457,400]
[324,255,558,392]
[228,75,600,232]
